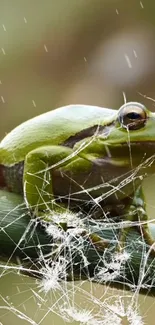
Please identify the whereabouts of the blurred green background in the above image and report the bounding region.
[1,0,155,324]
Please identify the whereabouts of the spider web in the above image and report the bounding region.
[1,123,155,325]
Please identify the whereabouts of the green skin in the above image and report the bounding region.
[1,102,155,252]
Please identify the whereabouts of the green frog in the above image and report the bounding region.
[0,102,155,251]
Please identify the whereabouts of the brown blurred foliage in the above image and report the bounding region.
[0,0,155,136]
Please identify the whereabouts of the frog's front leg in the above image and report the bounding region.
[119,185,155,255]
[24,145,76,215]
[24,145,111,250]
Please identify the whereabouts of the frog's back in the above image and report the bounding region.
[0,104,116,165]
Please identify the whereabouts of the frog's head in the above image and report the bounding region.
[101,102,155,172]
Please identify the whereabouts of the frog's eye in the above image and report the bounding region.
[118,102,147,130]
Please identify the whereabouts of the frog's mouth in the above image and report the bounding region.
[102,142,155,169]
[106,141,155,150]
[108,142,155,151]
[121,142,155,146]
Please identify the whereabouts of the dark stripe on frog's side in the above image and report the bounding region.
[0,124,114,193]
[0,161,24,194]
[62,124,114,148]
[0,164,6,188]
